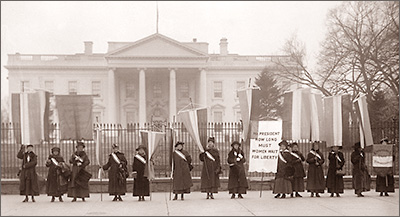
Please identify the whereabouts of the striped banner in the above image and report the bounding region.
[353,94,373,148]
[140,130,165,180]
[310,93,323,141]
[238,88,261,143]
[55,95,93,140]
[322,94,351,148]
[177,108,207,153]
[282,89,312,140]
[11,91,50,145]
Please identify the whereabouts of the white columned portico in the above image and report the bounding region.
[108,68,117,123]
[199,68,207,106]
[138,68,147,126]
[169,68,177,122]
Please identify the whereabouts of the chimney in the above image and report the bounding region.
[84,41,93,55]
[219,38,228,55]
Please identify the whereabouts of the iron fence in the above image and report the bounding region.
[1,119,398,180]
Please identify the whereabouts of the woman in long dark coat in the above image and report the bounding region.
[290,142,306,197]
[132,145,150,201]
[375,138,395,196]
[103,143,128,201]
[227,141,248,199]
[199,137,221,199]
[351,142,370,197]
[273,140,294,199]
[17,144,39,202]
[68,141,91,202]
[326,146,345,197]
[46,147,68,202]
[306,141,325,197]
[172,141,193,200]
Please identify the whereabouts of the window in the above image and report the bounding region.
[236,81,246,98]
[44,81,54,93]
[68,81,77,95]
[180,81,189,98]
[126,111,135,124]
[213,81,222,98]
[92,81,101,97]
[126,81,135,98]
[153,82,162,98]
[21,81,30,92]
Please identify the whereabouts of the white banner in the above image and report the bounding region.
[248,120,282,173]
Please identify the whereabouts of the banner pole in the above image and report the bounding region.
[260,172,264,198]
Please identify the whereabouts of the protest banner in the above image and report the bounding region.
[248,120,282,173]
[373,144,393,176]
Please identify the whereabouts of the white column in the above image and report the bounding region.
[169,68,177,122]
[139,68,147,126]
[108,68,117,123]
[199,68,207,106]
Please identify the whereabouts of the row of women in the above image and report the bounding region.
[17,136,249,202]
[273,138,395,199]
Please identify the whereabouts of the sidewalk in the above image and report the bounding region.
[1,190,398,216]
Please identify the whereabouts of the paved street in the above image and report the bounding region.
[1,190,398,216]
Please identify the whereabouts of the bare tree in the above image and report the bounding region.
[273,1,399,103]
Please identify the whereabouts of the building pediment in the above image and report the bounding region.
[106,33,208,58]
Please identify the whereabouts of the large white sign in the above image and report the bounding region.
[248,120,282,173]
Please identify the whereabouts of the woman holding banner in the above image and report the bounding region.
[375,138,395,197]
[351,142,370,197]
[273,140,295,199]
[306,141,325,197]
[172,142,193,200]
[199,137,222,199]
[227,141,248,199]
[68,141,91,202]
[103,143,128,201]
[46,147,68,202]
[17,144,40,202]
[326,146,345,197]
[132,145,150,201]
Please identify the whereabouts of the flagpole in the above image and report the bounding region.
[259,172,264,198]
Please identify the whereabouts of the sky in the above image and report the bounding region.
[1,1,342,100]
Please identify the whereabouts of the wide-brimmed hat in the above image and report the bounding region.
[380,137,389,144]
[231,141,241,147]
[330,145,343,150]
[76,140,85,148]
[112,143,119,149]
[175,141,184,147]
[208,137,215,143]
[289,142,298,147]
[279,140,288,147]
[136,145,147,152]
[51,146,60,153]
[26,144,34,148]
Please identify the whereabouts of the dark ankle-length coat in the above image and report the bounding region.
[17,148,39,196]
[306,149,325,193]
[351,149,371,194]
[132,154,150,196]
[46,154,68,196]
[172,149,193,194]
[103,151,128,196]
[326,151,345,193]
[67,151,91,198]
[227,148,248,194]
[199,148,221,193]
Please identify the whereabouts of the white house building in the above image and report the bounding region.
[6,33,297,125]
